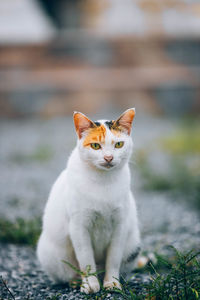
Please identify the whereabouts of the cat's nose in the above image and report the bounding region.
[104,155,113,163]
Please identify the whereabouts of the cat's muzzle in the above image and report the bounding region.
[100,162,114,169]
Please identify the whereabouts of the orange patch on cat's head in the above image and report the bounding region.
[74,111,96,139]
[83,124,106,147]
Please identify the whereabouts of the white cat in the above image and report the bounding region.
[37,108,141,294]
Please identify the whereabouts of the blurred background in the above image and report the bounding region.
[0,0,200,255]
[1,0,200,118]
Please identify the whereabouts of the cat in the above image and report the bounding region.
[37,108,141,294]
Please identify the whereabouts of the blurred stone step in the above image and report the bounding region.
[0,66,199,92]
[1,36,200,117]
[1,37,200,68]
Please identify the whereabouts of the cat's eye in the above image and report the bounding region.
[115,141,124,149]
[91,143,101,150]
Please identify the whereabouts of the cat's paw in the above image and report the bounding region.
[81,276,100,294]
[103,279,121,290]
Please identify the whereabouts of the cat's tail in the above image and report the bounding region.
[136,252,157,269]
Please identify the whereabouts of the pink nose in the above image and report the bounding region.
[104,155,113,163]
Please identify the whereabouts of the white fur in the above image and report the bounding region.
[37,118,140,294]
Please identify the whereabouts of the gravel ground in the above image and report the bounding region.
[0,114,199,299]
[0,243,150,300]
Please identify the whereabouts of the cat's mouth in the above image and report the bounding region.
[100,162,114,169]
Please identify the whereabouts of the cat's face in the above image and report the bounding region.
[73,108,135,171]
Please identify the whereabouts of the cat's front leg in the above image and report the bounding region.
[81,275,100,294]
[103,222,126,290]
[69,217,100,294]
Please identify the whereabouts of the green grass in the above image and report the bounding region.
[10,144,53,164]
[136,150,200,208]
[62,247,200,299]
[134,120,200,204]
[159,128,200,155]
[144,248,200,300]
[0,217,41,246]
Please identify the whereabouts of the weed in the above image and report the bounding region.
[159,126,200,155]
[63,248,200,299]
[62,261,104,291]
[136,152,200,208]
[46,295,62,300]
[0,276,15,300]
[0,217,41,246]
[144,247,200,299]
[10,144,53,164]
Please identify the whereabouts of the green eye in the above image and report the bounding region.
[91,143,101,150]
[115,141,124,148]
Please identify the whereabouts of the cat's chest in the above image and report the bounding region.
[90,211,112,232]
[78,176,127,205]
[66,165,130,215]
[89,211,115,261]
[76,187,125,216]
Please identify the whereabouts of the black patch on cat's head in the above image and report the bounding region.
[105,120,114,130]
[94,121,101,127]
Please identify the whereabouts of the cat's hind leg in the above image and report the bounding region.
[120,226,141,277]
[37,232,79,284]
[121,245,141,277]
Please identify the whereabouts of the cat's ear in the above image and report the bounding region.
[73,112,96,139]
[113,108,135,135]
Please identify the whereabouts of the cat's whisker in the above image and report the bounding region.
[128,160,137,166]
[84,158,96,162]
[128,161,136,165]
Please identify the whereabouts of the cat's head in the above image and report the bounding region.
[73,108,135,171]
